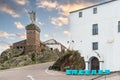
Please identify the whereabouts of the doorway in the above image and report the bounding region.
[89,57,99,71]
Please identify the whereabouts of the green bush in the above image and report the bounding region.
[0,48,59,70]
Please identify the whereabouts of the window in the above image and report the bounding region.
[79,12,82,17]
[17,46,19,49]
[93,42,98,50]
[50,48,53,51]
[92,24,98,35]
[93,8,97,14]
[118,21,120,32]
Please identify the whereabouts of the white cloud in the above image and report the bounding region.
[37,0,92,28]
[0,3,20,18]
[14,22,24,29]
[37,0,91,16]
[44,34,53,38]
[14,0,28,5]
[0,30,25,39]
[51,16,68,27]
[63,30,71,37]
[37,21,45,27]
[0,40,11,45]
[0,30,15,38]
[0,45,9,49]
[58,3,87,16]
[37,0,58,10]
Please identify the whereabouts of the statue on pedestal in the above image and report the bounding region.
[28,11,36,23]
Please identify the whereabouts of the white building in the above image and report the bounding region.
[70,0,120,72]
[43,39,67,52]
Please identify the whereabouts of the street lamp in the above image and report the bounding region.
[67,40,75,50]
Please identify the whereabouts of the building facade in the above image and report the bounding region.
[12,23,66,53]
[25,24,41,53]
[12,23,46,53]
[70,0,120,72]
[44,39,67,52]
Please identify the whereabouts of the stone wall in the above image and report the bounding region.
[12,40,26,50]
[25,24,41,53]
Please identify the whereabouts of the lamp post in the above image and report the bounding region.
[67,40,75,50]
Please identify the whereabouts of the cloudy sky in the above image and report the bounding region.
[0,0,109,54]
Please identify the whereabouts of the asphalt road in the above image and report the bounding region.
[0,62,101,80]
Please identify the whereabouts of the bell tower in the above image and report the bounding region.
[25,24,41,53]
[25,11,41,53]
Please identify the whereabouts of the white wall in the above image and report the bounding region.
[46,44,61,51]
[70,0,120,71]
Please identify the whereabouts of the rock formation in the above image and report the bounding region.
[49,50,85,71]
